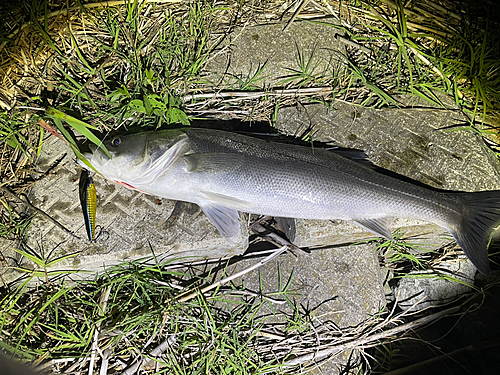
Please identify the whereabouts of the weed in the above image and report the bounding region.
[11,244,82,282]
[0,254,296,373]
[0,108,44,244]
[0,200,32,241]
[342,54,401,107]
[439,25,500,124]
[106,80,190,128]
[279,45,323,88]
[224,62,269,91]
[0,109,43,162]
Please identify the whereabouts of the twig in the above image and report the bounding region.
[182,86,333,102]
[335,34,374,55]
[120,359,141,375]
[34,357,77,372]
[282,305,460,366]
[213,289,288,304]
[283,0,310,33]
[174,245,289,303]
[0,186,80,239]
[250,222,310,256]
[99,349,112,375]
[309,0,339,20]
[425,0,461,21]
[64,357,89,374]
[121,336,176,375]
[89,286,111,375]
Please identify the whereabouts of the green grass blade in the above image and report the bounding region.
[12,248,46,268]
[46,108,111,158]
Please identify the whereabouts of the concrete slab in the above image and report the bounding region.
[242,243,385,325]
[222,242,384,373]
[206,19,345,88]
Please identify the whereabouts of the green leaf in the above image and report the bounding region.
[70,33,95,75]
[46,251,81,267]
[71,142,102,176]
[128,99,146,114]
[143,95,153,115]
[45,108,112,159]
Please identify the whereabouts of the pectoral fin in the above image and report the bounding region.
[353,218,393,240]
[200,203,243,245]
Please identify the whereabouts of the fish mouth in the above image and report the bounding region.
[77,152,94,170]
[77,144,111,171]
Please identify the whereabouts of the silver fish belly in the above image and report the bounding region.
[82,128,500,274]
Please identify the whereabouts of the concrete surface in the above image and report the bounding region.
[222,242,385,372]
[206,19,345,88]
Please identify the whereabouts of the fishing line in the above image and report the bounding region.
[93,114,132,152]
[94,125,115,152]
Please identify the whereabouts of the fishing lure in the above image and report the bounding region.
[79,169,97,242]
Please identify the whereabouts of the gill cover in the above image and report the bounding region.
[88,130,189,187]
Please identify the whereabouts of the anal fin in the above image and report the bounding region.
[353,218,393,240]
[200,203,244,245]
[275,217,296,242]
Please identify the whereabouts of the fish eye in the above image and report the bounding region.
[110,137,122,147]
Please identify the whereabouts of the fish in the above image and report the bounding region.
[79,169,97,242]
[80,128,500,274]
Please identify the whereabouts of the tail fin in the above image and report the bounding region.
[450,191,500,275]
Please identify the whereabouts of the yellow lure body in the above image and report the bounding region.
[79,170,97,242]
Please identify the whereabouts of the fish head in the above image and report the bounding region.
[80,129,189,188]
